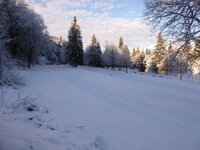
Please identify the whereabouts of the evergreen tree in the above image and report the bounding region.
[151,32,166,73]
[131,47,136,67]
[138,53,146,72]
[66,16,83,67]
[118,37,124,53]
[91,34,97,45]
[164,43,174,74]
[84,34,102,67]
[122,45,131,73]
[178,41,191,80]
[131,47,141,68]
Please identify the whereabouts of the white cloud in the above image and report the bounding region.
[27,0,156,50]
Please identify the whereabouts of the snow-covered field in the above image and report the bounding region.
[0,65,200,150]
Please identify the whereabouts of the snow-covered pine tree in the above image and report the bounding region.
[66,16,83,67]
[178,41,191,80]
[131,47,141,68]
[84,34,102,67]
[131,47,136,67]
[122,45,131,73]
[118,37,124,54]
[151,32,167,73]
[163,43,174,75]
[138,52,146,72]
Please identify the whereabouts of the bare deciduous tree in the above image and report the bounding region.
[144,0,200,80]
[144,0,200,42]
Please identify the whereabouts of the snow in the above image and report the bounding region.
[1,65,200,150]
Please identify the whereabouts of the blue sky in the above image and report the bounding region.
[110,0,144,18]
[27,0,155,49]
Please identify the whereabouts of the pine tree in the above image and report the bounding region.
[178,41,191,80]
[118,37,124,53]
[66,16,83,67]
[151,32,166,73]
[138,53,146,72]
[132,47,141,68]
[122,45,131,73]
[84,34,102,67]
[91,34,97,45]
[165,43,174,74]
[131,47,136,67]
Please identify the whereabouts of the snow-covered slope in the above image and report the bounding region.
[1,65,200,150]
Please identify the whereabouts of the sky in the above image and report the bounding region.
[27,0,156,50]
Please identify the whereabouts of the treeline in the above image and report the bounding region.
[131,32,200,79]
[143,0,200,80]
[0,0,200,85]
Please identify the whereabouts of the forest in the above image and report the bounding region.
[0,0,200,87]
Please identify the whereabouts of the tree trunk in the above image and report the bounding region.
[125,66,128,73]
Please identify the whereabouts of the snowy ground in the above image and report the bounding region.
[0,65,200,150]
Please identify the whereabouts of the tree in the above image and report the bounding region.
[144,0,200,42]
[194,38,200,55]
[190,37,200,63]
[144,0,200,79]
[15,1,48,68]
[118,37,124,53]
[190,38,200,77]
[131,47,141,68]
[151,32,167,73]
[102,43,120,69]
[0,0,49,68]
[164,43,174,74]
[66,16,84,67]
[178,41,191,80]
[0,0,10,83]
[91,34,97,45]
[138,53,147,72]
[121,45,131,73]
[84,34,102,67]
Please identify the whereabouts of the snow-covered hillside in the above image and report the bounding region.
[1,65,200,150]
